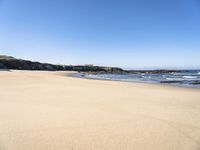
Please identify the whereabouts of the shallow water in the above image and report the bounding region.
[76,70,200,88]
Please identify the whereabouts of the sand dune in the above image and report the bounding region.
[0,70,200,150]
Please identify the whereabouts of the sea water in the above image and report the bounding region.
[77,70,200,88]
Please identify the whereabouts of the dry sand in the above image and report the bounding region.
[0,70,200,150]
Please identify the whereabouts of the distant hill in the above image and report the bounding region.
[0,55,125,73]
[0,55,190,74]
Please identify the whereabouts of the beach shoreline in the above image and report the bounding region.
[0,70,200,150]
[67,72,200,90]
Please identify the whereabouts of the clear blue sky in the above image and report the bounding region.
[0,0,200,69]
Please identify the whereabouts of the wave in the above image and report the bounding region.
[166,78,184,81]
[78,72,200,88]
[183,76,197,79]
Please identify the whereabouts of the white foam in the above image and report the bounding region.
[166,78,184,81]
[183,76,197,79]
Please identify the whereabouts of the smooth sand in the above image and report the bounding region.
[0,70,200,150]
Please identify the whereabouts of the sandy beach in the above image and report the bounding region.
[0,70,200,150]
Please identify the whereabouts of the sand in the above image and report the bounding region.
[0,70,200,150]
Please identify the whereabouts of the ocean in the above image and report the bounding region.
[75,70,200,88]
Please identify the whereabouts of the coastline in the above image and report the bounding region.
[68,72,200,90]
[0,70,200,150]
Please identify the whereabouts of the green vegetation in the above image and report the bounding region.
[0,55,124,73]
